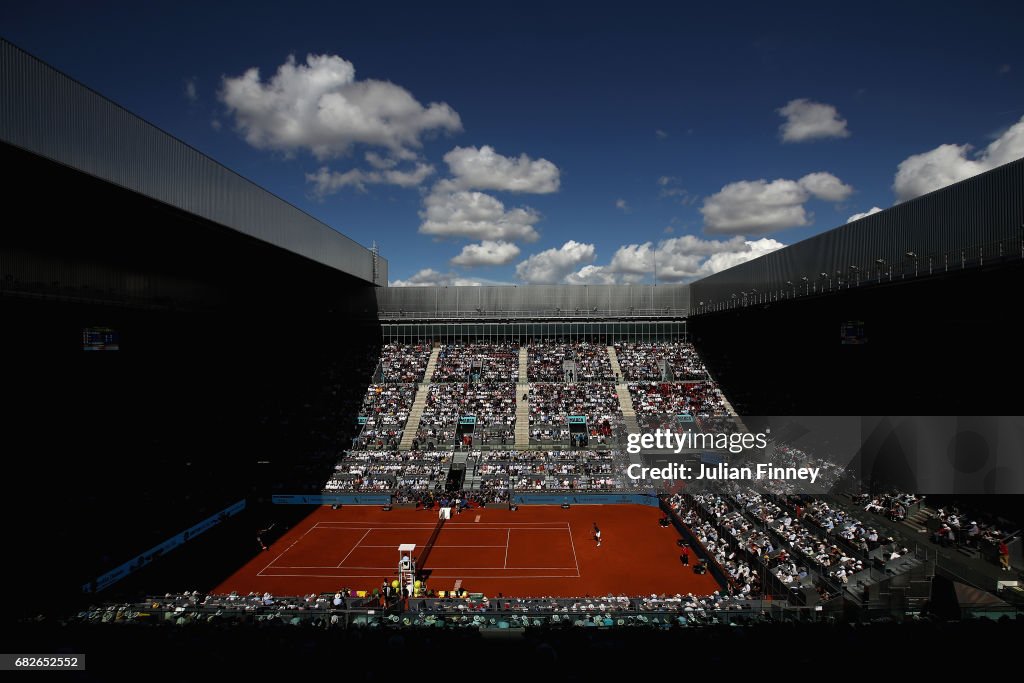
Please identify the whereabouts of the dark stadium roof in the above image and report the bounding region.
[0,38,385,286]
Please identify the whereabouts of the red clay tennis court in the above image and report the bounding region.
[215,504,721,598]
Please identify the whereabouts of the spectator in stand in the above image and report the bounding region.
[613,342,709,381]
[476,450,624,492]
[417,383,515,444]
[998,538,1011,571]
[628,381,727,428]
[528,383,622,444]
[527,341,613,382]
[378,342,431,383]
[432,343,519,383]
[356,384,416,448]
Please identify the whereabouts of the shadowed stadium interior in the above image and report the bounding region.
[2,36,1023,671]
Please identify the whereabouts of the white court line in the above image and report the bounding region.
[315,524,436,528]
[428,524,573,528]
[438,526,567,530]
[314,522,567,527]
[257,523,321,576]
[567,526,580,578]
[279,565,399,570]
[423,566,577,570]
[336,529,372,567]
[314,520,583,525]
[261,523,576,575]
[428,574,578,579]
[313,528,569,532]
[268,565,578,570]
[309,526,430,533]
[360,544,506,548]
[504,529,510,568]
[311,525,566,532]
[259,573,580,579]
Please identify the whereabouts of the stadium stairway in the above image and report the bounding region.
[616,386,640,436]
[608,346,640,435]
[399,346,441,451]
[901,505,934,535]
[606,345,623,380]
[424,344,441,381]
[515,383,530,447]
[844,555,930,610]
[515,346,530,447]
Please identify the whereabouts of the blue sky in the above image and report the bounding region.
[3,1,1022,285]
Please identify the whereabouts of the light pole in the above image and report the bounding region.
[905,252,917,278]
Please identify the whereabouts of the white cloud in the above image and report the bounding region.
[606,242,659,275]
[414,146,558,243]
[798,172,855,202]
[847,206,883,223]
[306,162,435,195]
[389,268,484,287]
[702,179,808,233]
[450,240,521,267]
[698,238,786,276]
[419,188,541,242]
[515,241,596,284]
[892,115,1024,201]
[220,53,462,159]
[443,145,560,193]
[655,129,668,139]
[701,172,853,234]
[565,265,618,285]
[184,78,197,102]
[384,164,436,187]
[615,198,629,212]
[566,235,786,284]
[777,98,850,142]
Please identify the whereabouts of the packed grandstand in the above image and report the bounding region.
[75,339,1022,635]
[336,340,728,494]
